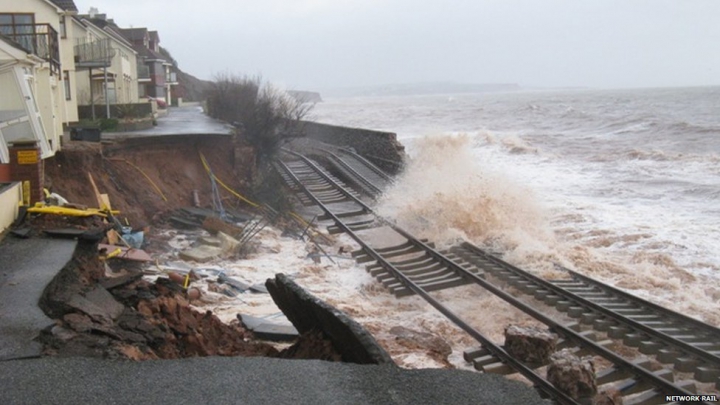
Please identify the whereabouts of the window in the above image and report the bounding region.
[59,16,66,38]
[63,70,71,100]
[0,14,35,51]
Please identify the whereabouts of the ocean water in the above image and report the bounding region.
[311,87,720,325]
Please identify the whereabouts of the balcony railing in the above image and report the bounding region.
[74,38,115,68]
[0,23,60,75]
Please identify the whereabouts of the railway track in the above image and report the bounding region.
[276,149,716,404]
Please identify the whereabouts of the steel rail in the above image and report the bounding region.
[278,153,707,403]
[456,243,720,371]
[276,158,581,405]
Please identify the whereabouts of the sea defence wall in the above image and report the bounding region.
[266,273,395,365]
[300,121,405,173]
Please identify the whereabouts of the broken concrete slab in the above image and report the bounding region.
[67,286,125,324]
[238,314,298,342]
[266,273,394,365]
[99,272,143,290]
[547,348,597,400]
[178,245,223,263]
[504,325,557,364]
[218,273,250,292]
[217,232,239,254]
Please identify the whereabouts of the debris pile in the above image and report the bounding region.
[40,239,278,360]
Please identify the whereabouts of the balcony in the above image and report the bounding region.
[74,38,115,69]
[0,23,60,75]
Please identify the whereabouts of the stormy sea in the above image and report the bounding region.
[312,86,720,325]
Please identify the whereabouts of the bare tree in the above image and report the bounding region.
[206,73,313,167]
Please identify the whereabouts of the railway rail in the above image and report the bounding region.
[275,149,716,404]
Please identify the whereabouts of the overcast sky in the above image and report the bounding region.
[74,0,720,91]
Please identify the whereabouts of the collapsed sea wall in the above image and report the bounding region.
[300,121,405,173]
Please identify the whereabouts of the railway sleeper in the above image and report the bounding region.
[395,262,447,278]
[597,366,633,385]
[471,354,500,369]
[482,362,515,375]
[391,276,468,297]
[378,267,450,285]
[378,245,425,260]
[638,340,665,355]
[463,347,490,363]
[386,271,455,288]
[623,333,649,347]
[393,257,441,272]
[592,318,616,331]
[623,389,666,405]
[543,294,562,305]
[694,366,720,383]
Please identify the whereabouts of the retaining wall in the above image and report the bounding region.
[301,121,405,173]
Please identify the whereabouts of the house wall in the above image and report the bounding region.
[0,0,69,153]
[0,182,22,233]
[60,14,78,124]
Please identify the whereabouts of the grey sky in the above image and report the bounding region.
[75,0,720,90]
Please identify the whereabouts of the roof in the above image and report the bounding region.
[119,28,148,42]
[81,18,136,51]
[48,0,78,12]
[148,31,160,42]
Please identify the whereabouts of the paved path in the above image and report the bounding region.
[105,104,234,138]
[0,236,77,360]
[0,356,547,405]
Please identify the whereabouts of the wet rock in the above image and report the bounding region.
[547,348,597,400]
[390,326,452,364]
[504,325,557,364]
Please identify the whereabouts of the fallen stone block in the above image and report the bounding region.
[504,325,557,364]
[547,348,597,400]
[179,245,223,263]
[217,232,240,254]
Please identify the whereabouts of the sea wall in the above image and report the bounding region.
[300,121,405,173]
[266,273,395,365]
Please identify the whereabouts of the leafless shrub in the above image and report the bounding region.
[206,73,313,166]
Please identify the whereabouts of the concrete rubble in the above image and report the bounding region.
[547,348,598,400]
[504,324,558,364]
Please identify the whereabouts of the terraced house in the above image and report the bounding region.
[0,0,78,168]
[0,1,168,216]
